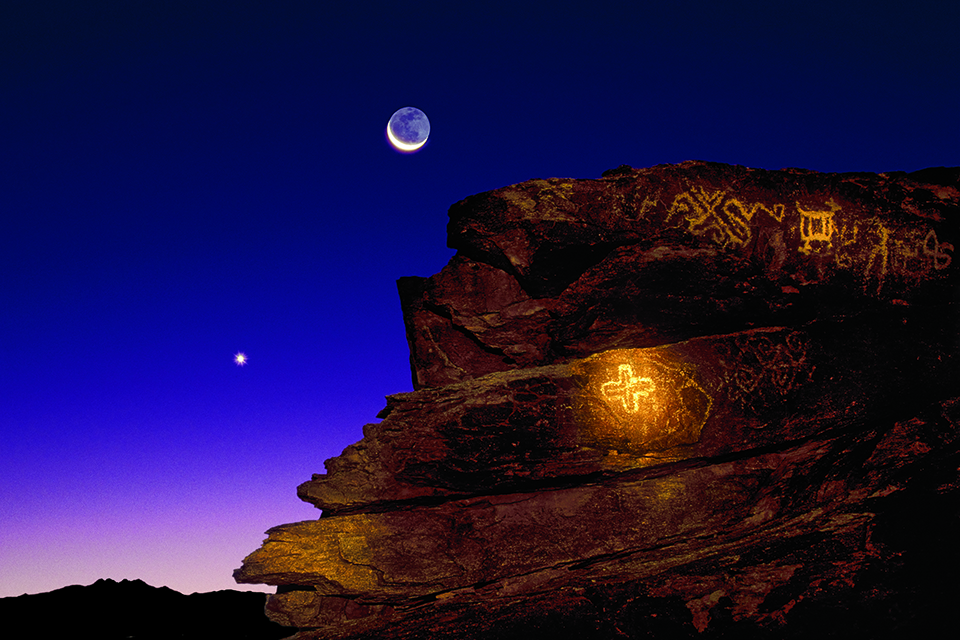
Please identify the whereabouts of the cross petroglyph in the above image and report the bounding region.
[601,364,656,413]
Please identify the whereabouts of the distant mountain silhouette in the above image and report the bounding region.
[0,578,290,639]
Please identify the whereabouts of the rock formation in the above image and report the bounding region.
[235,161,959,639]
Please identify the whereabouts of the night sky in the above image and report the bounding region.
[2,1,957,597]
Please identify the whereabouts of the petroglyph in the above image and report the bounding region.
[863,224,891,294]
[832,222,954,294]
[631,195,659,220]
[797,200,840,254]
[666,187,785,249]
[649,186,954,294]
[714,331,811,415]
[572,350,712,452]
[924,229,954,270]
[601,364,656,413]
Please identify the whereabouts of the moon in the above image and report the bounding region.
[386,107,430,152]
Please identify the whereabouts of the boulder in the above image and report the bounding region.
[236,161,959,639]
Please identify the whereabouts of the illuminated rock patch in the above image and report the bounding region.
[572,350,712,453]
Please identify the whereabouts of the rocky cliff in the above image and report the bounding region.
[235,161,960,639]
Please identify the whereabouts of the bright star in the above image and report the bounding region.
[234,352,248,366]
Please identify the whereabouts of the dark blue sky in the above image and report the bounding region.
[2,0,957,597]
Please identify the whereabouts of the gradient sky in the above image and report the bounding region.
[2,1,957,598]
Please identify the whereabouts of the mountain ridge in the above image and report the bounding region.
[0,577,290,639]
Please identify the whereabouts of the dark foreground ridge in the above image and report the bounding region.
[236,161,960,639]
[0,578,289,640]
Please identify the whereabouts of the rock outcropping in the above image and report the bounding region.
[236,161,959,639]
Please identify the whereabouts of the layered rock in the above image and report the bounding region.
[401,162,957,388]
[236,161,959,639]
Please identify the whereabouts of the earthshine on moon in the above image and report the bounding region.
[387,107,430,152]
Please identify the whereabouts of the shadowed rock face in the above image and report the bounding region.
[235,161,959,639]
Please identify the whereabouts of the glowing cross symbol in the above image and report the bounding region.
[601,364,656,413]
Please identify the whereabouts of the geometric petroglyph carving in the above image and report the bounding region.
[837,222,954,294]
[601,364,656,413]
[643,186,953,299]
[714,330,811,415]
[923,229,954,270]
[667,187,785,249]
[797,199,841,254]
[572,350,712,453]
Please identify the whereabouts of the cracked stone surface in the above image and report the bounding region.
[235,162,959,639]
[403,161,958,389]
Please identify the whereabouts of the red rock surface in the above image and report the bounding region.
[236,162,959,639]
[403,161,957,388]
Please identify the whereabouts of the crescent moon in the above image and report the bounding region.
[386,125,427,152]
